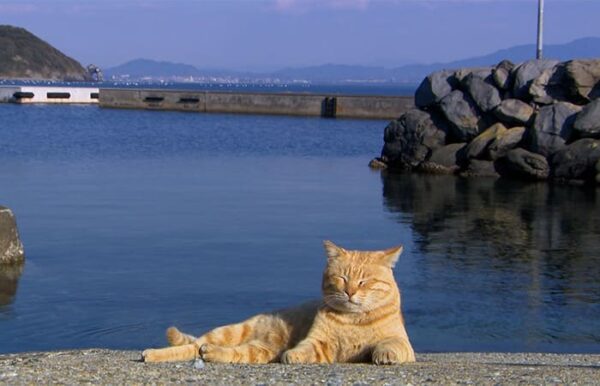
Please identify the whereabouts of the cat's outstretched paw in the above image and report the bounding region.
[280,349,308,364]
[200,343,232,363]
[372,347,414,365]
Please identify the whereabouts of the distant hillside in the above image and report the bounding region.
[105,36,600,84]
[0,25,89,81]
[104,58,202,79]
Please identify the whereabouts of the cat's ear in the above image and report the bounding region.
[379,245,403,268]
[323,240,344,260]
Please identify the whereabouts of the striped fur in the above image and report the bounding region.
[142,241,415,365]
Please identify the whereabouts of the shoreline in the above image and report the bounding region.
[1,349,598,385]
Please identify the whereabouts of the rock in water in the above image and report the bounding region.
[492,60,515,91]
[564,59,600,102]
[440,90,487,142]
[463,73,502,113]
[552,139,600,183]
[419,143,467,174]
[573,98,600,139]
[527,102,582,157]
[414,70,456,109]
[493,99,534,126]
[465,123,507,160]
[382,109,447,170]
[495,148,549,181]
[0,207,24,265]
[512,59,560,99]
[488,126,526,160]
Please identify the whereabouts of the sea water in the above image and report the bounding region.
[0,104,598,354]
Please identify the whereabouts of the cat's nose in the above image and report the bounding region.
[345,287,357,299]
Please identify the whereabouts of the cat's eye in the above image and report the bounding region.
[335,275,348,283]
[358,279,368,287]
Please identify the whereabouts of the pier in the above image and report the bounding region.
[0,86,99,104]
[0,86,415,119]
[99,89,413,119]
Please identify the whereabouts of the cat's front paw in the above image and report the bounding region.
[280,349,308,364]
[372,346,414,365]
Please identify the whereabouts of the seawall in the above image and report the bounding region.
[99,88,414,119]
[0,86,99,104]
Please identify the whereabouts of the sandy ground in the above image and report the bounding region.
[0,349,599,385]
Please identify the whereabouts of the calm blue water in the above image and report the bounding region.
[0,104,598,355]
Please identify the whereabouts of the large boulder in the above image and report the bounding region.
[419,143,466,174]
[454,67,492,83]
[382,109,447,170]
[464,123,507,160]
[488,126,526,160]
[0,207,24,265]
[414,70,456,109]
[493,99,535,126]
[573,98,600,139]
[463,73,502,113]
[512,59,560,99]
[552,138,600,183]
[460,159,499,178]
[564,59,600,103]
[439,90,488,142]
[528,65,567,105]
[495,148,549,180]
[527,102,582,157]
[492,60,515,91]
[0,264,23,306]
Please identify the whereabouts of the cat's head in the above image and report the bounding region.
[321,240,403,313]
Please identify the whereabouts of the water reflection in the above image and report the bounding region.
[0,264,23,307]
[382,173,600,352]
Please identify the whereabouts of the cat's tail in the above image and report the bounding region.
[166,326,197,346]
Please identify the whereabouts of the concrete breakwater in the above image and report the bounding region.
[99,88,414,119]
[372,59,600,186]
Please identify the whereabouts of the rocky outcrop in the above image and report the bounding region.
[373,58,600,185]
[0,206,24,265]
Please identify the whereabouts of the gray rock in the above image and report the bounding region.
[439,90,487,142]
[528,65,567,105]
[415,70,456,109]
[0,206,24,265]
[465,123,507,160]
[527,102,582,157]
[495,148,549,180]
[573,98,600,138]
[454,68,492,83]
[564,59,600,102]
[0,264,23,306]
[463,73,502,113]
[552,138,600,183]
[382,109,447,170]
[488,126,526,160]
[419,143,467,174]
[492,60,515,91]
[493,99,535,126]
[460,159,499,178]
[512,59,560,99]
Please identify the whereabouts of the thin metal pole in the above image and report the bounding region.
[536,0,544,59]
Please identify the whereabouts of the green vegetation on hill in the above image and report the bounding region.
[0,25,88,81]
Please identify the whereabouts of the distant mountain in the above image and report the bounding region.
[386,36,600,82]
[0,25,89,81]
[104,58,202,78]
[104,37,600,84]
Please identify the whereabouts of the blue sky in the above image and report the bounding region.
[0,0,598,71]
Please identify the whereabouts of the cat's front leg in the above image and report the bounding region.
[281,339,333,364]
[372,337,415,365]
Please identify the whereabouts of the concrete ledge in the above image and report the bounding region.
[99,88,414,119]
[1,350,598,384]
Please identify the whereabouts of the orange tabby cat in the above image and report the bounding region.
[142,241,415,365]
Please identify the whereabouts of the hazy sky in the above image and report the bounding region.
[1,0,598,71]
